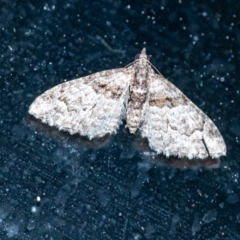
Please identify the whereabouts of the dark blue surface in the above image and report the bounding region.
[0,0,240,239]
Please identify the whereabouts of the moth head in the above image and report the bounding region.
[135,48,151,61]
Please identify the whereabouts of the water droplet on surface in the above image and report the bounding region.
[202,209,217,223]
[27,218,36,230]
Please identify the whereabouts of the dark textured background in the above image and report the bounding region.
[0,0,240,239]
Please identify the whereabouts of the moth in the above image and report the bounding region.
[29,48,226,159]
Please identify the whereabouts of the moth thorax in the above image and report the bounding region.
[126,58,149,133]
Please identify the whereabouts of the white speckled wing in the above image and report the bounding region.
[141,73,226,159]
[29,69,131,138]
[29,48,226,159]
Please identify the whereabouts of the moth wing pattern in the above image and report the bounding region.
[29,48,226,159]
[140,72,226,159]
[29,68,131,138]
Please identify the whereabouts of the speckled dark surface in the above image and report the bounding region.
[0,1,240,239]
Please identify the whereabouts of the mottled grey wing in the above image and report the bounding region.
[141,73,226,159]
[29,69,131,138]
